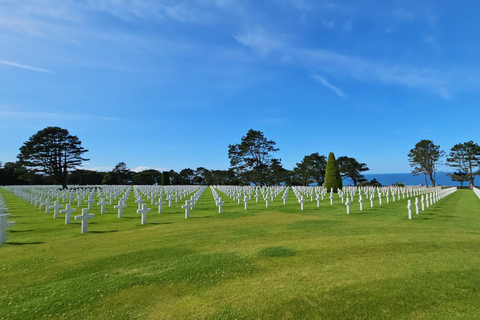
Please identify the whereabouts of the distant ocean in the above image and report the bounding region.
[357,172,469,187]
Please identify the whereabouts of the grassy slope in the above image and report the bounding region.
[1,188,480,319]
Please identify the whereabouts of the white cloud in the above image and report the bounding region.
[132,166,168,173]
[312,74,346,97]
[82,166,111,172]
[234,28,283,54]
[0,60,52,73]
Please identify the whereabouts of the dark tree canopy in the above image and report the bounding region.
[359,178,382,187]
[407,139,444,187]
[264,159,288,186]
[447,140,480,188]
[133,169,162,185]
[228,129,280,186]
[0,161,45,185]
[337,156,369,186]
[18,126,89,189]
[113,162,133,184]
[69,169,105,185]
[447,171,468,188]
[293,153,327,186]
[324,152,342,191]
[101,162,133,185]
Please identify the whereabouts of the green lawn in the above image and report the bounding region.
[1,187,480,319]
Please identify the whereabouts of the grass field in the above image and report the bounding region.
[1,187,480,319]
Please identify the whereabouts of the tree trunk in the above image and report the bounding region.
[429,173,436,187]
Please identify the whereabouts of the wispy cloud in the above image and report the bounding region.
[0,60,52,73]
[312,74,346,97]
[233,27,451,98]
[234,28,283,54]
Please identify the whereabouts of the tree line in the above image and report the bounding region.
[408,139,480,187]
[0,127,376,188]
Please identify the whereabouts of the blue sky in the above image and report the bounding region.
[1,0,479,174]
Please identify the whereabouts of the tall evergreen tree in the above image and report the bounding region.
[161,171,171,185]
[324,152,342,191]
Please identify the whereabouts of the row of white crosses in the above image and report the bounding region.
[340,185,457,218]
[2,184,203,238]
[181,186,207,218]
[291,186,328,210]
[214,186,287,209]
[340,186,433,214]
[210,186,225,213]
[406,187,458,219]
[3,185,133,233]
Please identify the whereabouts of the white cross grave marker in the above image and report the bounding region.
[75,209,94,234]
[97,198,108,214]
[85,197,95,210]
[155,198,165,213]
[166,195,173,207]
[114,200,126,218]
[137,203,151,225]
[135,197,145,210]
[299,196,306,211]
[217,198,225,213]
[52,200,63,218]
[407,199,412,220]
[60,203,76,224]
[182,200,193,219]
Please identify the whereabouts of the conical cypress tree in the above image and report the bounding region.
[324,152,342,191]
[161,171,170,186]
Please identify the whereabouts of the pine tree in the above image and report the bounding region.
[161,171,170,185]
[324,152,343,191]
